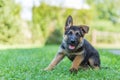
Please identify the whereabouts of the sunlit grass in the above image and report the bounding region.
[0,45,120,80]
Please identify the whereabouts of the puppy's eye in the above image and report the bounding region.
[68,31,73,35]
[76,32,80,36]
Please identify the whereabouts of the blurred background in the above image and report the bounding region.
[0,0,120,48]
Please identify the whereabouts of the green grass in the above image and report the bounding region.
[0,45,120,80]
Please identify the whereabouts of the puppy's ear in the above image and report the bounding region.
[80,25,89,34]
[65,15,73,30]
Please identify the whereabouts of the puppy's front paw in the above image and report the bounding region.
[69,68,78,74]
[44,67,53,71]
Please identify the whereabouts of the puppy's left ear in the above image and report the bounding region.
[80,25,89,34]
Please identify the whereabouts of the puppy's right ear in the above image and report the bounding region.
[65,15,73,30]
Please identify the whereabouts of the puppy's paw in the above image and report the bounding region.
[44,67,53,71]
[69,68,78,74]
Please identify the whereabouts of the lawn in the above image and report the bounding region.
[0,45,120,80]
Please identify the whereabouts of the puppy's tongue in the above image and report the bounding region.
[69,45,75,50]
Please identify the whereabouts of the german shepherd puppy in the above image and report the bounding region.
[44,15,100,73]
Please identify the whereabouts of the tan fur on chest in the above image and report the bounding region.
[58,47,84,56]
[64,50,84,56]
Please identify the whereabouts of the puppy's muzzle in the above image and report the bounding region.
[70,38,75,44]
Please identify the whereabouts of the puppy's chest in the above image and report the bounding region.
[64,50,84,56]
[63,50,84,61]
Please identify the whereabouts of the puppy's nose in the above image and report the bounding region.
[70,39,75,43]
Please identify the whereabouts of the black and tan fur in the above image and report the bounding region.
[44,15,100,73]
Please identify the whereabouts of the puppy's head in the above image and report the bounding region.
[64,15,89,51]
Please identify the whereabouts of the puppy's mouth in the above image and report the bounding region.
[68,45,76,50]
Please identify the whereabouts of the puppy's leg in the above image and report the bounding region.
[88,57,100,70]
[79,64,89,70]
[44,53,65,70]
[70,55,84,73]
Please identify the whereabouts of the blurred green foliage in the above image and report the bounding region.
[87,0,120,24]
[0,0,22,44]
[32,3,93,45]
[0,0,120,45]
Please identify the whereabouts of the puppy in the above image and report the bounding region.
[44,15,100,73]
